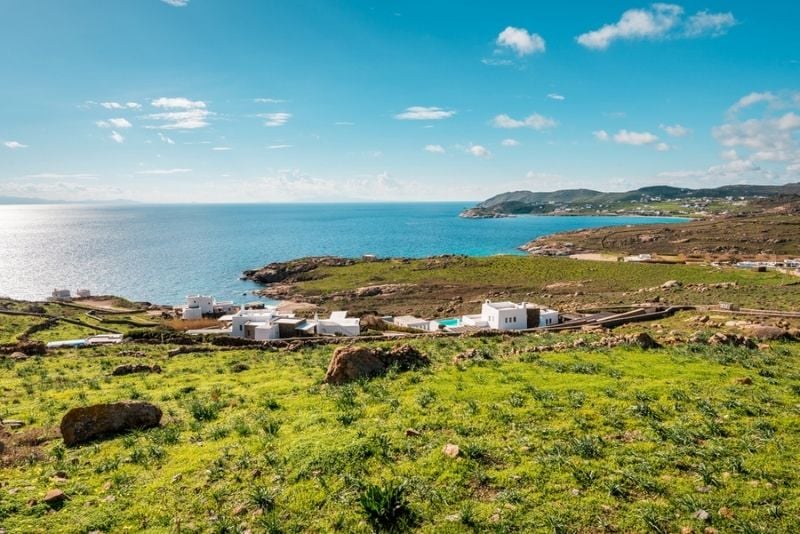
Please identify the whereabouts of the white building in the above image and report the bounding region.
[297,311,361,337]
[176,295,239,320]
[76,289,91,298]
[229,307,283,340]
[462,301,559,330]
[50,289,71,301]
[392,315,439,332]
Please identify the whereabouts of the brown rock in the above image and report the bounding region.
[60,401,162,446]
[718,507,733,519]
[405,428,421,437]
[9,352,29,361]
[323,344,429,384]
[442,443,460,458]
[43,489,66,505]
[111,364,162,376]
[452,348,491,365]
[743,325,790,340]
[625,332,661,350]
[735,377,753,385]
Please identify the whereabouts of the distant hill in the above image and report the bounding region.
[0,196,69,205]
[462,182,800,217]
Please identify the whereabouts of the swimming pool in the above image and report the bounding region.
[437,318,461,327]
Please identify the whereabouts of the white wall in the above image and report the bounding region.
[481,303,527,330]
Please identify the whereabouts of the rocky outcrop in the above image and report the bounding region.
[111,363,162,376]
[242,256,357,285]
[459,208,511,219]
[742,324,791,340]
[324,344,430,384]
[60,402,162,447]
[452,348,492,365]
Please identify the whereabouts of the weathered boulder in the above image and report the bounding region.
[442,443,460,458]
[43,489,66,506]
[624,332,661,350]
[9,352,30,361]
[708,332,756,348]
[60,402,162,446]
[661,280,682,289]
[323,344,430,385]
[111,363,161,376]
[742,324,791,340]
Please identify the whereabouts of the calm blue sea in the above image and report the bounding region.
[0,203,686,304]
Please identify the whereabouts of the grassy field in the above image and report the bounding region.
[1,331,800,533]
[259,255,800,317]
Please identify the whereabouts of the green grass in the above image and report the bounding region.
[2,333,800,532]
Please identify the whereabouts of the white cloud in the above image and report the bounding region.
[592,130,610,141]
[613,129,659,145]
[110,131,125,144]
[684,11,737,37]
[501,138,520,147]
[254,98,287,104]
[727,91,776,116]
[267,144,293,150]
[212,146,232,151]
[424,144,445,154]
[468,145,491,158]
[100,101,141,110]
[546,93,565,101]
[259,112,292,127]
[661,124,690,137]
[158,133,175,145]
[146,109,211,129]
[161,0,189,7]
[335,121,355,126]
[17,173,96,180]
[151,97,206,109]
[576,4,736,50]
[491,113,557,130]
[481,58,514,67]
[721,149,739,160]
[394,106,456,120]
[496,26,546,56]
[3,141,28,149]
[656,142,670,152]
[135,168,192,175]
[96,118,132,129]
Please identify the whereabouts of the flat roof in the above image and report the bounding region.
[485,301,518,310]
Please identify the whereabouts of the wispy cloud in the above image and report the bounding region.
[576,4,737,50]
[491,113,557,130]
[110,131,125,144]
[546,93,565,101]
[613,129,659,145]
[17,173,96,180]
[660,124,690,137]
[468,145,491,158]
[254,98,287,104]
[335,121,355,126]
[424,144,445,154]
[158,133,175,145]
[100,101,141,110]
[495,26,545,56]
[3,140,28,149]
[259,112,292,127]
[727,91,776,116]
[212,146,232,151]
[394,106,456,120]
[135,168,192,175]
[96,118,132,129]
[160,0,189,7]
[267,144,293,150]
[146,98,211,129]
[593,130,610,141]
[501,138,520,147]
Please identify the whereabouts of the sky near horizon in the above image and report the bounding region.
[1,1,799,203]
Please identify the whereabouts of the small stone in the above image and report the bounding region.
[103,495,115,503]
[703,529,719,534]
[2,420,24,429]
[692,509,711,522]
[696,485,712,493]
[405,428,421,437]
[53,470,68,479]
[718,507,733,519]
[570,488,580,496]
[101,481,112,491]
[43,489,66,506]
[489,513,501,523]
[232,504,247,516]
[445,513,460,522]
[251,469,261,479]
[735,377,753,385]
[442,443,460,458]
[171,473,183,483]
[680,527,694,534]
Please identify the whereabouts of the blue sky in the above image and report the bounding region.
[0,0,798,202]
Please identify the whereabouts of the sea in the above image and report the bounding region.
[0,203,686,305]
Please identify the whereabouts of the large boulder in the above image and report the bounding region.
[624,332,661,350]
[324,344,430,385]
[60,402,162,447]
[742,324,791,341]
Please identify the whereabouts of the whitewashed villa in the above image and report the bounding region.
[176,295,239,320]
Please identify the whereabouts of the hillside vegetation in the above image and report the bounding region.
[2,328,800,532]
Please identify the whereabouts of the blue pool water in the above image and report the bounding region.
[0,202,686,304]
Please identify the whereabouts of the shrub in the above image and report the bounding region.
[358,481,417,533]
